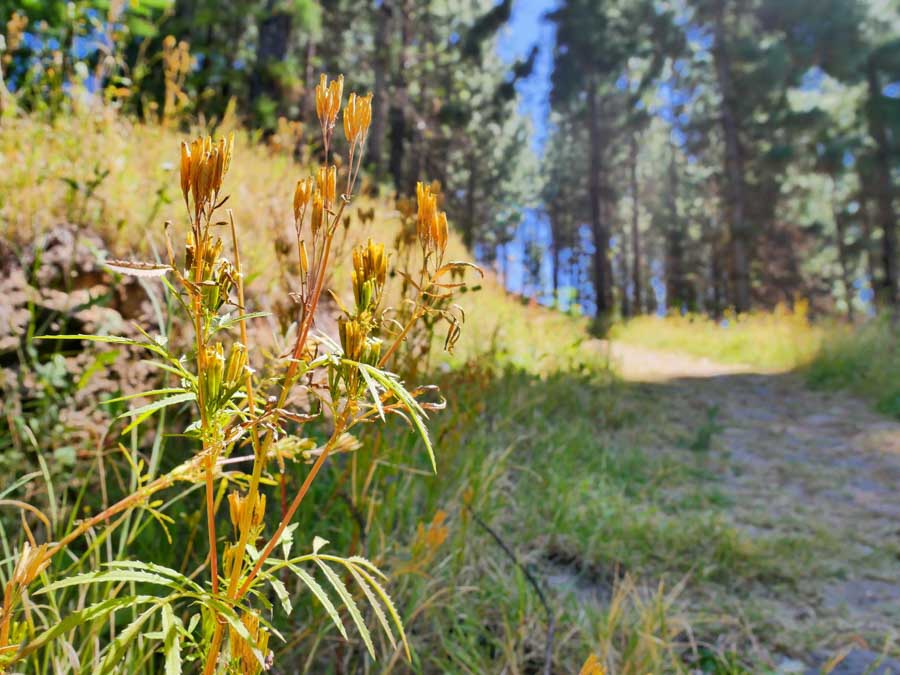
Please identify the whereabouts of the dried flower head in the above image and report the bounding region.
[351,239,387,313]
[228,491,267,536]
[180,133,235,218]
[339,317,367,363]
[293,177,313,223]
[415,181,449,256]
[11,542,50,588]
[316,165,337,208]
[315,73,344,130]
[229,611,271,675]
[311,191,325,236]
[343,92,373,147]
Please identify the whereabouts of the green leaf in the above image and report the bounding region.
[117,392,196,419]
[38,569,185,594]
[348,561,410,660]
[35,334,169,359]
[357,364,385,421]
[356,363,436,473]
[22,596,158,653]
[212,311,272,333]
[315,559,376,659]
[105,561,203,592]
[0,471,40,500]
[280,523,299,560]
[287,563,347,640]
[141,359,194,382]
[344,563,395,650]
[102,388,188,406]
[269,576,292,614]
[162,603,182,675]
[101,602,165,674]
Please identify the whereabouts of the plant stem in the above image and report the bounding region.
[236,410,349,600]
[379,306,425,368]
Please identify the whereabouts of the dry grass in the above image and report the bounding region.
[0,110,587,371]
[610,303,827,371]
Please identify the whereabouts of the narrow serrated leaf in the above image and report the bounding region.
[101,603,163,674]
[315,559,376,659]
[357,364,385,421]
[350,562,411,661]
[22,596,157,653]
[287,563,347,640]
[269,577,292,614]
[162,603,182,675]
[117,392,196,419]
[101,388,188,405]
[344,563,396,649]
[38,569,183,594]
[35,334,169,358]
[357,363,435,473]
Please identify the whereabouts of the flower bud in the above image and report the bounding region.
[299,240,309,276]
[311,192,324,236]
[225,341,247,389]
[203,343,225,409]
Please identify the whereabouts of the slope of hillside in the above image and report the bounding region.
[3,113,899,673]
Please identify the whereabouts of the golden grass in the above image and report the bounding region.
[610,303,829,371]
[0,110,588,373]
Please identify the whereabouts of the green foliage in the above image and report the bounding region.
[807,315,900,418]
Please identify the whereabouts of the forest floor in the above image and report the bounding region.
[601,340,900,671]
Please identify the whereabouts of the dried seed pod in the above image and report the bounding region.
[11,543,50,587]
[311,192,325,236]
[203,343,225,408]
[338,317,366,362]
[416,181,438,251]
[293,177,312,222]
[180,141,191,204]
[299,240,309,276]
[315,73,344,129]
[344,91,374,146]
[224,341,248,389]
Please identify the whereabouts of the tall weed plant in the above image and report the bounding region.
[1,74,479,674]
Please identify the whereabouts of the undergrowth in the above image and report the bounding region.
[806,315,900,418]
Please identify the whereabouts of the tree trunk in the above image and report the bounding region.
[710,230,723,319]
[665,145,688,312]
[370,2,392,180]
[857,177,879,308]
[712,0,751,313]
[551,237,561,303]
[389,1,412,193]
[831,177,855,321]
[587,85,612,317]
[865,58,899,307]
[630,133,643,313]
[250,0,293,120]
[464,150,477,248]
[619,233,631,317]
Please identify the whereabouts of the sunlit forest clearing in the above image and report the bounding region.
[1,1,899,674]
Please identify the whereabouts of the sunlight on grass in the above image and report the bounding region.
[610,303,827,371]
[807,315,900,418]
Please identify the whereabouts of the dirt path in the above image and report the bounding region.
[605,341,900,670]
